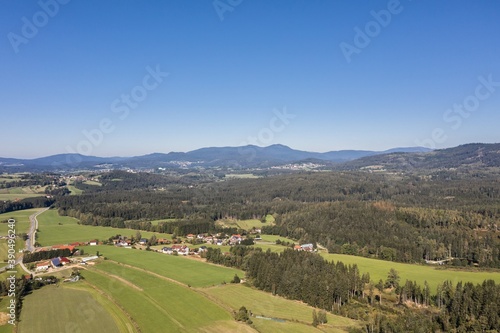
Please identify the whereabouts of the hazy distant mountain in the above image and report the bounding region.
[0,144,434,172]
[336,143,500,171]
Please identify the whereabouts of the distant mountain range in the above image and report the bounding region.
[2,143,499,173]
[0,144,432,172]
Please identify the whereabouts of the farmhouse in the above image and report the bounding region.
[300,244,314,251]
[35,261,51,272]
[186,234,195,240]
[89,240,98,246]
[139,238,148,245]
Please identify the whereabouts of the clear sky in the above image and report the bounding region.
[1,0,499,158]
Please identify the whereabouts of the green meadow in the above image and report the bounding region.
[83,245,243,287]
[17,284,126,333]
[36,209,169,246]
[323,253,500,293]
[82,262,251,333]
[203,284,359,332]
[217,215,275,231]
[0,186,46,201]
[0,208,42,236]
[66,184,83,195]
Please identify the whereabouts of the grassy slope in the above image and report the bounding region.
[17,284,123,333]
[323,253,500,293]
[203,284,359,332]
[83,262,250,333]
[84,245,243,287]
[36,209,170,246]
[0,208,42,269]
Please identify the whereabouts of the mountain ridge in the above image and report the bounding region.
[5,143,499,172]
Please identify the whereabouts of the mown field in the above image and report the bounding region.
[0,208,41,236]
[0,208,42,269]
[83,245,243,287]
[0,295,13,333]
[203,284,360,333]
[66,184,83,195]
[216,215,275,231]
[17,284,129,333]
[82,261,254,333]
[36,209,170,246]
[323,253,500,293]
[0,186,46,201]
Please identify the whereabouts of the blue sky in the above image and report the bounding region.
[1,0,499,158]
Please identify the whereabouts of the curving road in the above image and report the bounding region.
[26,207,50,252]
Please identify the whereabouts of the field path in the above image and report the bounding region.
[89,266,144,291]
[83,279,141,333]
[107,259,187,287]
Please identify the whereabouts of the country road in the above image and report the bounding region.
[26,207,50,252]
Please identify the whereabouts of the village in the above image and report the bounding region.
[26,230,316,276]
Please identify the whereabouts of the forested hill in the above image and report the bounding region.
[337,143,500,171]
[56,169,500,268]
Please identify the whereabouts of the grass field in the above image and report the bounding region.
[66,184,83,195]
[82,262,252,333]
[83,180,102,186]
[217,215,275,231]
[0,185,47,201]
[84,245,243,287]
[203,284,359,332]
[36,209,170,246]
[0,295,14,333]
[0,208,42,269]
[323,253,500,293]
[17,284,126,333]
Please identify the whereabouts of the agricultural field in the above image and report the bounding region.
[66,184,83,195]
[0,295,13,333]
[323,253,500,293]
[0,186,46,201]
[82,245,243,287]
[216,215,275,231]
[17,284,130,333]
[203,284,360,333]
[82,262,254,333]
[36,209,169,246]
[0,208,40,236]
[83,180,102,186]
[0,208,42,269]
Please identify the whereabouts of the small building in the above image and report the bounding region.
[89,240,98,246]
[300,244,314,251]
[81,256,99,263]
[60,257,71,265]
[51,257,62,268]
[36,261,51,272]
[139,238,148,245]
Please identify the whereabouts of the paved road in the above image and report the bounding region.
[26,207,50,252]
